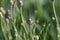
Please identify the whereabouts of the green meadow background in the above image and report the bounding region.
[0,0,60,40]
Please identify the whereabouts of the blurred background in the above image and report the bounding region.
[0,0,60,40]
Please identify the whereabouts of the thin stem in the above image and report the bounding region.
[53,1,59,27]
[43,23,51,40]
[53,1,60,40]
[20,7,28,34]
[11,5,13,19]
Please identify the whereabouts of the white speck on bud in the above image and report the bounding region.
[28,18,32,24]
[19,0,23,6]
[36,20,39,23]
[15,33,18,37]
[52,17,55,20]
[58,34,60,38]
[43,23,46,27]
[9,36,12,40]
[21,22,24,26]
[5,18,9,23]
[57,27,60,31]
[33,35,39,40]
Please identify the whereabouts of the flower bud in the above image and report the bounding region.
[6,9,11,15]
[28,18,32,24]
[19,0,23,6]
[34,35,39,40]
[5,18,9,24]
[0,7,6,14]
[52,17,55,20]
[10,0,15,5]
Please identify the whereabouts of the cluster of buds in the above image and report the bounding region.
[10,0,15,5]
[0,7,9,23]
[19,0,23,7]
[5,9,11,24]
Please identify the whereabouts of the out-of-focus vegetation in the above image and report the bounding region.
[0,0,60,40]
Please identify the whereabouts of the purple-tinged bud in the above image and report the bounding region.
[33,35,39,40]
[28,18,32,24]
[6,9,11,14]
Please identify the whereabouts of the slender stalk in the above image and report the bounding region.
[43,23,51,40]
[1,19,8,40]
[12,20,22,40]
[11,5,13,19]
[53,1,60,40]
[20,7,28,34]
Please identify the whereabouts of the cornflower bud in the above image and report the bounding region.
[6,9,11,15]
[10,0,15,5]
[28,18,32,24]
[19,0,23,6]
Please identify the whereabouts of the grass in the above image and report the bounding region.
[0,0,60,40]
